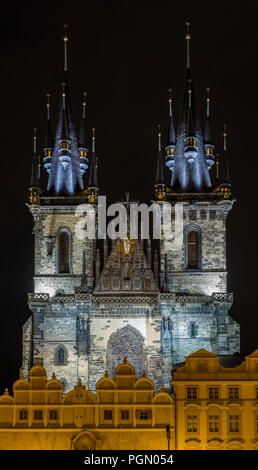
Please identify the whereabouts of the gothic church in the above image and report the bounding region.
[23,25,240,392]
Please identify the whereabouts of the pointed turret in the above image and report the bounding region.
[29,128,41,204]
[87,128,98,203]
[184,78,198,164]
[154,125,166,200]
[43,94,53,174]
[46,25,84,196]
[213,126,232,199]
[165,89,176,173]
[78,92,88,176]
[58,83,71,170]
[168,22,211,192]
[204,88,215,170]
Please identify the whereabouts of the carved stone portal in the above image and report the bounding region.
[107,325,146,378]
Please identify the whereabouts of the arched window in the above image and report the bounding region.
[57,348,65,364]
[188,231,198,268]
[185,226,201,269]
[59,231,70,273]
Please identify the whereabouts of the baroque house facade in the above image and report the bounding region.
[1,351,258,450]
[22,25,240,393]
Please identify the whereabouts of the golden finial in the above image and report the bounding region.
[36,359,41,366]
[223,123,227,137]
[52,372,56,379]
[206,87,210,102]
[78,378,82,386]
[185,21,191,40]
[62,82,66,96]
[46,93,51,108]
[188,78,192,93]
[20,371,25,379]
[123,356,127,364]
[142,370,146,377]
[33,128,37,140]
[161,385,165,392]
[92,127,95,139]
[63,24,68,42]
[158,124,161,137]
[4,388,9,395]
[168,88,172,103]
[83,91,87,106]
[104,370,108,377]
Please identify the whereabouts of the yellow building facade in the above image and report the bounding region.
[1,350,258,450]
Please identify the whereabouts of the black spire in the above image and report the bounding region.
[45,94,53,148]
[88,128,98,188]
[204,88,212,144]
[155,125,165,184]
[60,83,69,141]
[79,92,87,148]
[167,89,176,146]
[222,124,230,183]
[30,128,40,189]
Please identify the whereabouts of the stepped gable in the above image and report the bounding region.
[94,238,159,294]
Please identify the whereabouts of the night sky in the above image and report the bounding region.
[0,1,257,392]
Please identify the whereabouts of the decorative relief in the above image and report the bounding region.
[107,325,146,378]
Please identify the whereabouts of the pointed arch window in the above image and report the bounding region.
[185,225,202,270]
[58,348,65,364]
[59,231,70,273]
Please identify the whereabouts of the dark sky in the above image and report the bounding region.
[0,0,258,392]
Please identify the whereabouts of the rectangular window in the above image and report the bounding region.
[19,409,28,420]
[200,211,207,220]
[187,387,198,400]
[228,387,239,400]
[120,410,129,420]
[209,211,216,220]
[186,415,198,433]
[34,410,43,421]
[229,415,240,433]
[49,410,58,421]
[135,410,151,420]
[208,415,220,433]
[104,410,113,420]
[208,387,219,400]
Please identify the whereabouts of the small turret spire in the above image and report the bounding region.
[165,89,176,175]
[222,124,230,183]
[87,128,98,203]
[204,87,215,171]
[154,125,166,200]
[78,92,88,177]
[29,128,41,204]
[215,153,220,181]
[63,24,68,76]
[43,94,53,174]
[186,22,191,69]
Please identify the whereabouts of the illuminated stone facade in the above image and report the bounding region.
[23,27,240,393]
[1,353,258,450]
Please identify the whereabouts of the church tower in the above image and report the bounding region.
[22,25,240,392]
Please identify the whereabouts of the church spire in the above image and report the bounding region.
[29,128,41,204]
[46,27,84,196]
[222,124,230,183]
[204,87,215,170]
[165,89,176,175]
[154,125,166,200]
[78,92,88,177]
[168,22,212,193]
[87,128,98,203]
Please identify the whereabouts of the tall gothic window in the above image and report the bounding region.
[185,226,201,269]
[57,348,65,364]
[188,231,199,268]
[59,231,70,273]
